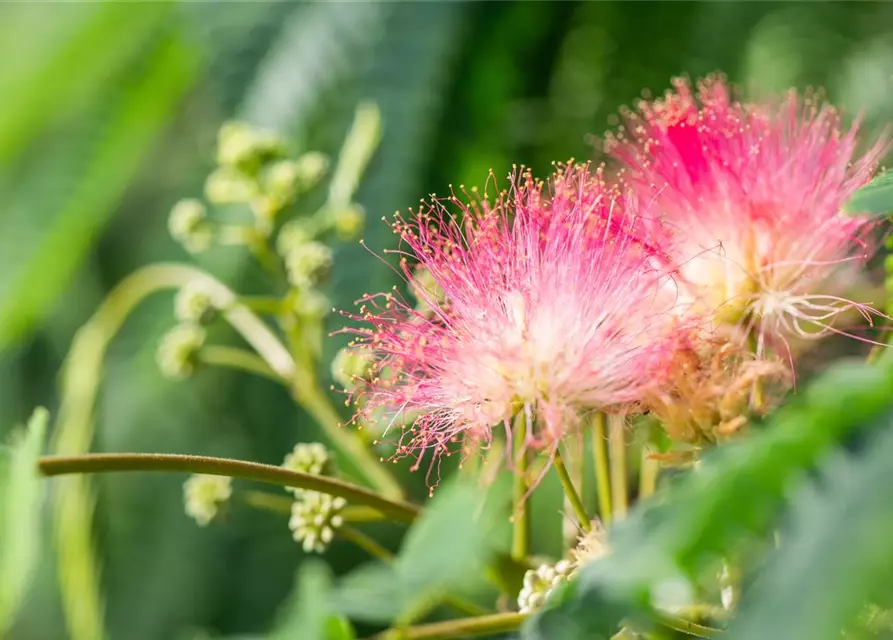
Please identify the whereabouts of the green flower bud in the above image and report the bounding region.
[282,443,331,496]
[204,167,256,205]
[410,266,445,311]
[277,219,317,256]
[284,241,333,289]
[331,347,374,391]
[331,204,366,241]
[517,560,575,614]
[184,474,232,526]
[292,288,331,319]
[216,121,287,173]
[157,324,206,379]
[289,491,346,553]
[168,199,212,253]
[885,254,893,275]
[174,282,219,325]
[292,151,329,189]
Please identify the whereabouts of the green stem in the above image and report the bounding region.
[38,453,420,524]
[639,447,659,500]
[238,295,287,316]
[364,613,525,640]
[608,414,628,519]
[200,345,286,383]
[653,611,722,638]
[339,524,394,561]
[511,413,529,562]
[240,490,293,513]
[292,382,405,500]
[554,449,591,534]
[50,262,291,640]
[592,412,612,526]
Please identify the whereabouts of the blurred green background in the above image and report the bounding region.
[2,2,893,639]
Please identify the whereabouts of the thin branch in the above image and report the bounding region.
[364,612,525,640]
[38,453,419,524]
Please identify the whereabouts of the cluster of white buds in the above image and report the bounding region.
[183,474,232,526]
[156,324,206,379]
[168,199,212,254]
[282,442,331,496]
[517,559,576,614]
[174,281,221,325]
[288,491,346,553]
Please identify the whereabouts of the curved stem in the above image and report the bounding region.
[38,453,420,524]
[639,448,659,500]
[653,611,722,638]
[364,613,525,640]
[200,346,286,383]
[554,449,591,534]
[592,412,612,525]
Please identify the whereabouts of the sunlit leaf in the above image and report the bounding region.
[524,355,893,639]
[0,407,49,635]
[270,560,354,640]
[844,172,893,217]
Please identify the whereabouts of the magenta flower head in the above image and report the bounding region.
[342,164,685,477]
[605,74,888,354]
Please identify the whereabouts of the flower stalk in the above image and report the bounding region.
[511,413,529,561]
[553,449,591,534]
[608,414,628,519]
[38,453,420,524]
[591,412,612,525]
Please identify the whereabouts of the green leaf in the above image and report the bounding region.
[844,172,893,217]
[0,407,49,635]
[726,414,893,640]
[332,476,510,623]
[269,560,355,640]
[524,354,893,639]
[0,33,199,347]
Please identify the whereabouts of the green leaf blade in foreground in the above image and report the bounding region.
[269,560,355,640]
[0,408,49,635]
[524,355,893,640]
[726,413,893,640]
[843,172,893,217]
[331,476,510,624]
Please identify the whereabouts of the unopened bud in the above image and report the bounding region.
[277,220,317,256]
[292,288,331,319]
[174,282,220,325]
[157,324,206,379]
[216,121,287,173]
[289,491,346,553]
[284,241,333,289]
[168,199,212,253]
[205,167,256,205]
[331,204,366,241]
[517,560,576,614]
[331,347,374,391]
[184,474,232,526]
[282,443,331,497]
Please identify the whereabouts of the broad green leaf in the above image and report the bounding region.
[844,172,893,217]
[0,3,171,164]
[332,476,510,623]
[0,34,199,346]
[269,560,354,640]
[0,407,49,635]
[524,354,893,639]
[726,414,893,640]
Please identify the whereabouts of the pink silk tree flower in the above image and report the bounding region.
[605,75,888,357]
[342,165,685,476]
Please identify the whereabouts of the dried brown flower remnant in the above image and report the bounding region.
[645,337,791,447]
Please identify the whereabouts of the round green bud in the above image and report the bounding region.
[216,121,287,174]
[204,167,256,205]
[331,346,374,391]
[156,324,206,379]
[331,204,366,241]
[284,241,333,289]
[174,282,219,325]
[168,199,212,253]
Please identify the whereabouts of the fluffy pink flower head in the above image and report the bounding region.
[606,74,887,355]
[343,164,685,476]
